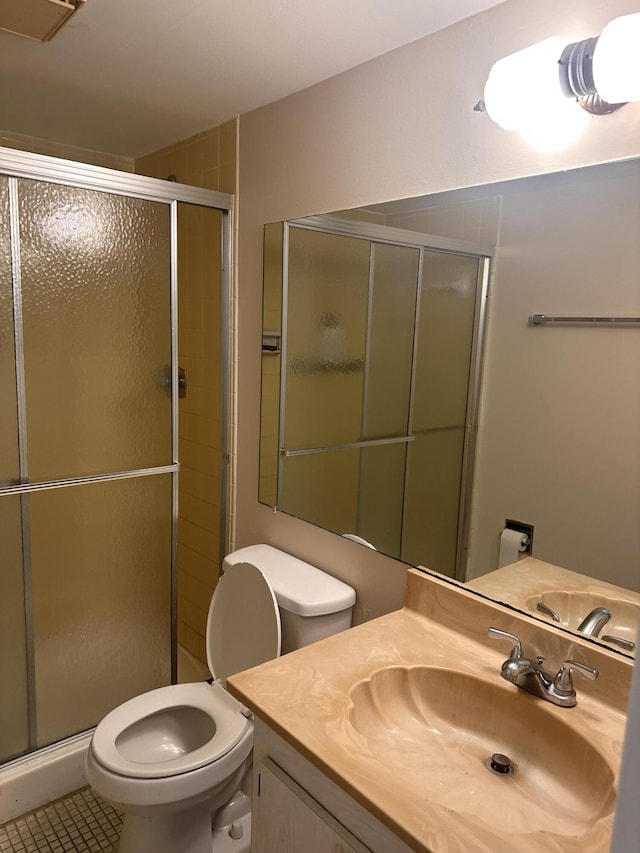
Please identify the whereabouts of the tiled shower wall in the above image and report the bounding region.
[136,119,238,665]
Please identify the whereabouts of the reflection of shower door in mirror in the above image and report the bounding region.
[273,221,488,580]
[400,250,484,577]
[0,177,174,762]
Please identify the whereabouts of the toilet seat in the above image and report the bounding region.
[91,681,250,779]
[91,562,280,785]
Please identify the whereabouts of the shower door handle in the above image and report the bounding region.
[177,366,187,398]
[161,365,187,398]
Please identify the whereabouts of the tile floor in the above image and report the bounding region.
[0,788,122,852]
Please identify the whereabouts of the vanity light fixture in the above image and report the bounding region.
[480,13,640,145]
[559,13,640,112]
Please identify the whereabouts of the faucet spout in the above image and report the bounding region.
[500,657,555,700]
[577,607,612,637]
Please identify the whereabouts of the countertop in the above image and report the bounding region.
[228,568,631,853]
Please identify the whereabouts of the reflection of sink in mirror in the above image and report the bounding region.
[468,558,640,657]
[526,591,639,650]
[348,665,615,837]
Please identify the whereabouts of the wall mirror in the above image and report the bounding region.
[259,157,640,657]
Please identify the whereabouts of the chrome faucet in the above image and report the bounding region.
[488,627,598,708]
[577,607,612,637]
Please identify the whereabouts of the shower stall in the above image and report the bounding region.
[0,149,232,775]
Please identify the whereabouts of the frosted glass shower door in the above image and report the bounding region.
[30,476,173,747]
[0,496,29,763]
[17,180,173,481]
[6,178,175,754]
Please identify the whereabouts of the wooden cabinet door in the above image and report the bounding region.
[253,758,371,853]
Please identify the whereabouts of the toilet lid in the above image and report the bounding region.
[206,561,281,681]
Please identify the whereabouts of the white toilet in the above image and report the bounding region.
[86,545,355,853]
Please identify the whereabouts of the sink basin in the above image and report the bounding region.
[526,590,638,649]
[348,666,615,837]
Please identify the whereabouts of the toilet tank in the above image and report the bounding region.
[222,545,356,654]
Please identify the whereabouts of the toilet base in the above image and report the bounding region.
[117,801,215,853]
[117,807,251,853]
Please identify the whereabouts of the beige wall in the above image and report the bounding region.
[0,130,134,172]
[236,0,640,622]
[136,119,238,665]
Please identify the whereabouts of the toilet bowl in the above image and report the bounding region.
[86,545,355,853]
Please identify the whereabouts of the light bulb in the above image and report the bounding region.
[484,38,568,131]
[593,13,640,104]
[484,37,588,149]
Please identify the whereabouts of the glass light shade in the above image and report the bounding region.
[484,38,567,131]
[484,37,588,150]
[593,13,640,104]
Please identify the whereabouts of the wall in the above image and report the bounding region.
[136,119,238,665]
[0,130,133,172]
[236,0,640,624]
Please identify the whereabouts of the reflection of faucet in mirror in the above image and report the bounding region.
[260,157,640,657]
[577,607,612,638]
[470,559,640,659]
[536,601,560,622]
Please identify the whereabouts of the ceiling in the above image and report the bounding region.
[0,0,506,159]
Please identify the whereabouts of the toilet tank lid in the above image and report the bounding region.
[223,544,356,617]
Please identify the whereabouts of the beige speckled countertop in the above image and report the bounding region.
[228,568,632,853]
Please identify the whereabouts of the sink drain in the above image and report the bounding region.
[485,753,517,776]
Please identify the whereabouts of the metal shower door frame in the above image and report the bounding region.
[0,146,234,754]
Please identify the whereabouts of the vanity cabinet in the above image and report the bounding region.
[254,759,370,853]
[252,718,415,853]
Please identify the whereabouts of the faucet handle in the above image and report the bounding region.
[554,659,599,694]
[488,627,523,659]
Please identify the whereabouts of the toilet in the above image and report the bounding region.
[86,545,355,853]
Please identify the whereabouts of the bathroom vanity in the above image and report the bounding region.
[228,568,631,853]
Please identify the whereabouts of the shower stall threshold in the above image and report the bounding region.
[0,730,91,824]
